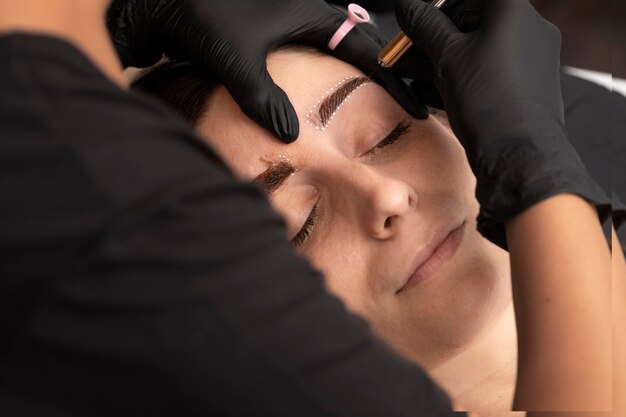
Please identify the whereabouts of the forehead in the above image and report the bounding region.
[198,48,368,178]
[267,48,362,112]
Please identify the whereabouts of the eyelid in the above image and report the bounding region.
[291,198,321,248]
[361,121,412,158]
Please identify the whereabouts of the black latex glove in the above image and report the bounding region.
[106,0,428,143]
[395,0,612,248]
[391,0,485,108]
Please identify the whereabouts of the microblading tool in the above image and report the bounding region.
[377,0,449,69]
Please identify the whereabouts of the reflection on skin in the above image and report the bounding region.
[195,47,518,415]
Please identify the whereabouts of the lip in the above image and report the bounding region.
[396,221,466,294]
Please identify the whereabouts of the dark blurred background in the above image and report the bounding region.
[332,0,626,78]
[531,0,625,78]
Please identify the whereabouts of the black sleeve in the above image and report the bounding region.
[0,34,458,417]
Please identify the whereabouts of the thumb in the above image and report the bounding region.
[395,0,461,63]
[227,69,300,144]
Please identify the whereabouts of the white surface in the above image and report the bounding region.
[563,66,626,98]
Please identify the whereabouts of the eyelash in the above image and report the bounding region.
[365,121,411,157]
[292,202,320,247]
[291,121,411,248]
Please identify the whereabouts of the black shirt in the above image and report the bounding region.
[0,35,456,417]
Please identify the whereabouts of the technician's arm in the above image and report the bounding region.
[505,194,612,411]
[612,227,626,414]
[506,204,626,414]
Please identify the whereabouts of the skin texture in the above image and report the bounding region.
[612,227,626,415]
[196,48,518,413]
[506,196,613,412]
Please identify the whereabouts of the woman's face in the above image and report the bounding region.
[197,48,510,368]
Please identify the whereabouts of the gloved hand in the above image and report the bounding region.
[394,0,612,248]
[106,0,428,143]
[392,0,485,108]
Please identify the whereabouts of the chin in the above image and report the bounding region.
[400,235,510,368]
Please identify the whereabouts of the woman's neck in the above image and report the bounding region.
[0,0,126,87]
[430,300,519,414]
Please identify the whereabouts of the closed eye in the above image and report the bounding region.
[291,200,320,248]
[290,121,411,247]
[362,121,411,158]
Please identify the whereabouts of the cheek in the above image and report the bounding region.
[301,234,372,315]
[434,134,479,216]
[389,124,475,202]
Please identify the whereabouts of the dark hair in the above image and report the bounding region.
[131,46,325,125]
[131,61,218,126]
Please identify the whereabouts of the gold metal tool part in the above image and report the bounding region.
[378,32,413,68]
[377,0,449,68]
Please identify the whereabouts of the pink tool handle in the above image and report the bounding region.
[327,3,370,51]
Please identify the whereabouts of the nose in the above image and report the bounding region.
[340,165,418,240]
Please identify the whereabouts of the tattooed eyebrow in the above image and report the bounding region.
[309,76,371,129]
[254,159,296,194]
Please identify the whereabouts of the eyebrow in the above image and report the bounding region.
[254,159,295,194]
[314,76,371,127]
[254,76,371,194]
